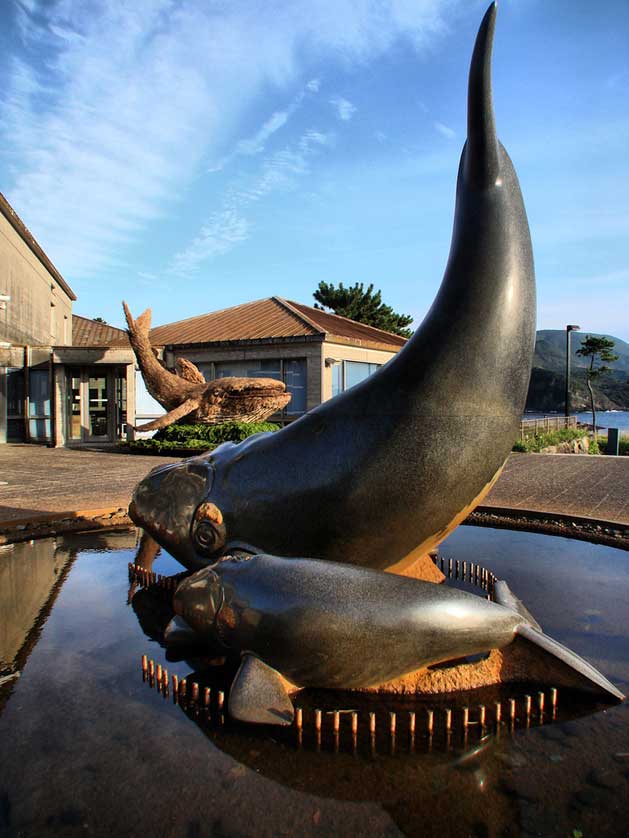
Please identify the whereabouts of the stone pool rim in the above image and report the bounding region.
[1,504,628,551]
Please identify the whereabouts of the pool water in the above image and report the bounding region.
[0,527,628,837]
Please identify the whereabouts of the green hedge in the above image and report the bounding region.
[512,428,595,454]
[154,421,279,444]
[125,421,280,456]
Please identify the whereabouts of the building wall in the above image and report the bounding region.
[320,341,398,402]
[0,212,73,346]
[168,340,324,413]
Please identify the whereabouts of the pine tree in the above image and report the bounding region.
[313,282,413,338]
[575,335,619,439]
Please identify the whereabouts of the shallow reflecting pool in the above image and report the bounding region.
[0,527,628,837]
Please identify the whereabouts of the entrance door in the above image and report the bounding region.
[86,372,109,440]
[66,367,122,444]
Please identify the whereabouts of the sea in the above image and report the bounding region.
[524,410,629,436]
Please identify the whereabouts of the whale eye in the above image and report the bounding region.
[194,520,219,553]
[192,501,227,558]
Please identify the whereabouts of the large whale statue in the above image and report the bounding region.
[129,3,535,572]
[165,554,624,725]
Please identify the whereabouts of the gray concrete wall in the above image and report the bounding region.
[0,212,73,346]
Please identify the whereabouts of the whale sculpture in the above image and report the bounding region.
[165,554,624,725]
[123,303,291,432]
[129,3,536,573]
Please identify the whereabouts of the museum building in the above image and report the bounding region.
[1,190,406,444]
[0,193,136,446]
[148,297,407,421]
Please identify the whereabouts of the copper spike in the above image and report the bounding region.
[426,709,434,734]
[408,711,416,736]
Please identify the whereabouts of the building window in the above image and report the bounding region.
[28,369,52,442]
[283,360,306,414]
[206,358,307,415]
[332,360,381,397]
[7,368,25,442]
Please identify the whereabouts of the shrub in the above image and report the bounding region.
[512,428,593,454]
[125,421,280,456]
[154,421,279,444]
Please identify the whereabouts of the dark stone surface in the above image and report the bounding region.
[130,3,537,573]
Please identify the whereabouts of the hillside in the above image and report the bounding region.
[525,331,629,412]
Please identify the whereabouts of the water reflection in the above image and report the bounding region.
[0,539,75,704]
[0,528,628,837]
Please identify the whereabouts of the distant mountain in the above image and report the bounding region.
[525,330,629,412]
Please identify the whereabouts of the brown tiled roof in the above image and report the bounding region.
[71,315,130,347]
[0,192,77,301]
[285,299,407,349]
[150,296,407,351]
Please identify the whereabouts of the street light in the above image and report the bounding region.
[565,324,580,418]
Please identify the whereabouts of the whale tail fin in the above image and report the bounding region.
[464,1,500,188]
[494,579,542,632]
[513,622,624,702]
[494,580,624,702]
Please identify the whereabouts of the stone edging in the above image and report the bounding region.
[470,506,629,551]
[0,507,132,545]
[1,504,628,552]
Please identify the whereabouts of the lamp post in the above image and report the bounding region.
[565,324,580,418]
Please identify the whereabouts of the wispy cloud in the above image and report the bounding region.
[208,78,321,172]
[330,95,357,121]
[170,129,334,276]
[1,0,458,280]
[168,210,250,277]
[434,121,456,139]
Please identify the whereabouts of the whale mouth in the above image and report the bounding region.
[129,457,215,567]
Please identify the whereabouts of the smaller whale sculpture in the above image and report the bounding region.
[165,554,624,725]
[123,303,290,432]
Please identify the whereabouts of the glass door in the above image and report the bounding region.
[86,372,109,440]
[67,369,82,441]
[66,367,115,443]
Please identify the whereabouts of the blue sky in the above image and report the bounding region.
[1,0,627,339]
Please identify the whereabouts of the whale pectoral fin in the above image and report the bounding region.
[131,398,200,432]
[228,653,295,726]
[514,623,625,702]
[164,615,201,647]
[494,580,542,632]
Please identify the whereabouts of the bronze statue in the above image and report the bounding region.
[129,5,624,722]
[123,303,290,432]
[129,3,534,574]
[166,554,623,725]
